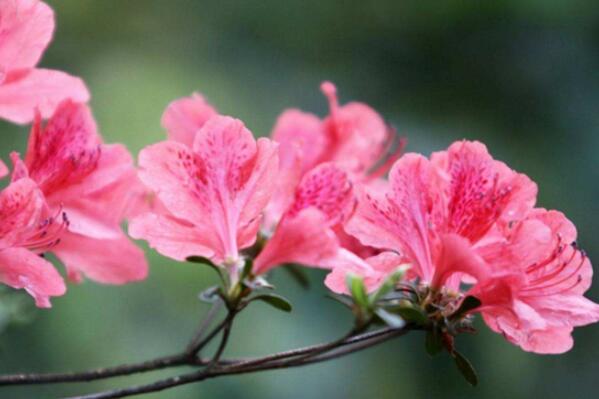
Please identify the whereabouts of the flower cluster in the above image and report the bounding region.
[1,0,597,357]
[0,0,147,307]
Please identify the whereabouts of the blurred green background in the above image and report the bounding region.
[1,1,598,398]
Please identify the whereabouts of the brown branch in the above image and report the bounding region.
[0,302,231,387]
[0,354,190,386]
[67,326,413,399]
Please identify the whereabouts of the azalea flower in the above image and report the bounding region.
[470,209,599,353]
[271,81,401,179]
[129,114,278,281]
[343,140,598,352]
[266,82,401,257]
[10,100,147,284]
[0,0,89,124]
[0,177,66,307]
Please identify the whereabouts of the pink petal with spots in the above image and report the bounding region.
[0,178,46,249]
[254,208,339,275]
[24,101,101,196]
[138,115,278,263]
[285,162,354,225]
[161,93,218,147]
[345,153,437,281]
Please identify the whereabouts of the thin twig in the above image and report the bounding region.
[0,303,230,386]
[68,326,413,399]
[0,354,190,386]
[185,300,223,356]
[206,310,236,368]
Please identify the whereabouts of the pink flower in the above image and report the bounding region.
[11,100,147,284]
[266,82,403,252]
[129,115,278,272]
[254,163,354,275]
[0,177,66,307]
[0,0,89,124]
[161,93,218,147]
[344,140,598,352]
[470,209,599,353]
[345,141,535,285]
[271,81,401,178]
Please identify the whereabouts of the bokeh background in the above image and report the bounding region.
[1,1,598,398]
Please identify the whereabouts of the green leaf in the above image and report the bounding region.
[453,350,479,386]
[451,296,481,319]
[425,328,443,356]
[283,264,310,289]
[346,274,369,308]
[252,294,293,312]
[396,303,429,326]
[375,308,405,329]
[369,264,410,303]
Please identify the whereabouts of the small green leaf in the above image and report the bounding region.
[375,308,405,328]
[396,303,429,326]
[451,296,482,319]
[283,264,310,289]
[425,329,443,356]
[346,274,369,308]
[252,294,293,312]
[369,264,410,303]
[453,350,479,386]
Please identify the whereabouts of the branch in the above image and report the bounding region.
[68,326,413,399]
[0,354,190,386]
[0,301,231,386]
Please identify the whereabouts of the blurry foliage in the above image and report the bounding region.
[0,1,598,398]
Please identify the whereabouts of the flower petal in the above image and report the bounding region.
[271,109,326,173]
[0,247,65,308]
[0,68,89,124]
[161,93,217,147]
[0,0,54,70]
[286,162,354,226]
[254,208,339,275]
[345,153,437,281]
[24,101,100,195]
[52,232,148,285]
[129,212,217,261]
